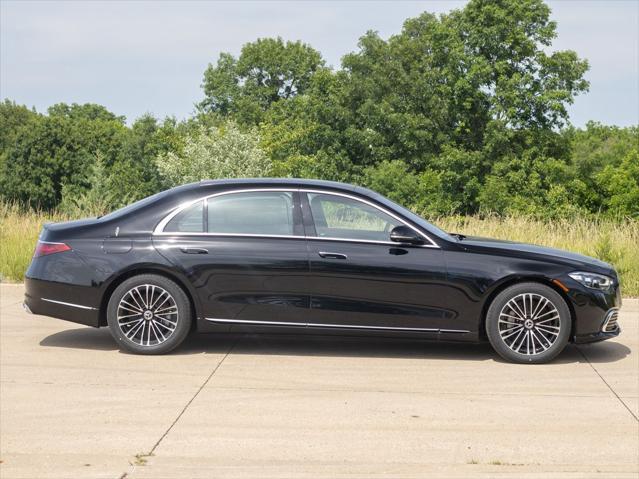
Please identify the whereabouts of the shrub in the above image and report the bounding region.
[155,122,271,186]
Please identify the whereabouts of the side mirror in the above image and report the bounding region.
[389,225,424,245]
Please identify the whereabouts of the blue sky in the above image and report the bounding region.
[1,1,637,127]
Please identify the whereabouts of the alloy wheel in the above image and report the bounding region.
[116,284,178,346]
[498,293,561,356]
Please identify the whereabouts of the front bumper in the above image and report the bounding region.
[563,274,622,344]
[574,327,621,344]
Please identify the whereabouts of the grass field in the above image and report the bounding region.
[1,202,637,296]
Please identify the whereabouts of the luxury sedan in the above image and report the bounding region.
[24,179,621,363]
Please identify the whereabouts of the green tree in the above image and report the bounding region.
[106,114,165,207]
[0,100,40,152]
[47,102,126,123]
[595,150,639,218]
[0,103,128,209]
[257,0,590,216]
[0,116,93,209]
[156,121,271,186]
[59,152,113,216]
[200,37,325,125]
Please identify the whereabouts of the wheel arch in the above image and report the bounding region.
[98,265,201,329]
[479,276,576,341]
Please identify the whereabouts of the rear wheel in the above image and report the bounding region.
[107,274,191,354]
[486,282,571,364]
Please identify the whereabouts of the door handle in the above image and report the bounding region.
[180,247,209,254]
[318,251,347,260]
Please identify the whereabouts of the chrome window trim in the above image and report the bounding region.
[301,189,438,248]
[154,232,306,239]
[153,187,440,248]
[41,298,98,311]
[153,188,296,236]
[205,317,468,333]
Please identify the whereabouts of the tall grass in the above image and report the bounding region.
[1,201,637,296]
[0,202,74,282]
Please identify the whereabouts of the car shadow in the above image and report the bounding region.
[39,328,632,364]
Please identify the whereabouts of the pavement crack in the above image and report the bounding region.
[576,345,638,422]
[148,336,241,456]
[116,336,242,479]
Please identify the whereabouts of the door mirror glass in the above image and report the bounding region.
[389,225,424,245]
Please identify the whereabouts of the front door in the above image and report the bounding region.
[301,191,453,332]
[153,190,310,326]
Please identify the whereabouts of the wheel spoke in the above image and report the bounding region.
[498,319,523,327]
[536,316,560,325]
[531,329,550,350]
[499,314,524,323]
[531,297,548,319]
[155,305,178,314]
[119,300,142,313]
[149,289,167,310]
[534,309,559,320]
[128,290,146,311]
[536,325,559,336]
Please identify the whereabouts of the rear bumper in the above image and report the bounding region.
[24,276,100,327]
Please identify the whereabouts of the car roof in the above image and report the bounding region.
[197,178,362,193]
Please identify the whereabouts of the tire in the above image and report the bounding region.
[107,274,192,354]
[485,282,571,364]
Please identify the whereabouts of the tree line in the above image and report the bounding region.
[0,0,637,219]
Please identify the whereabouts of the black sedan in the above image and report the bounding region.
[24,179,621,363]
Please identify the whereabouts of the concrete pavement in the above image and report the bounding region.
[1,283,637,478]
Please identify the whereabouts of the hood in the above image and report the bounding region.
[458,236,614,273]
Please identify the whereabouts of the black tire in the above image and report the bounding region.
[107,274,191,355]
[486,282,571,364]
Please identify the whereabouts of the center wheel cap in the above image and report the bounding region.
[524,319,534,329]
[143,310,153,320]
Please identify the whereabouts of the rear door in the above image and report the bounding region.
[153,189,310,326]
[301,191,453,332]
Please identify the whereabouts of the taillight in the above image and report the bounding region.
[33,241,71,258]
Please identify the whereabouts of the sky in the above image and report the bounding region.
[1,0,637,127]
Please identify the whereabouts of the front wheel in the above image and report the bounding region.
[107,274,192,354]
[486,283,571,364]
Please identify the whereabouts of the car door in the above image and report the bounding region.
[153,189,310,326]
[301,191,454,332]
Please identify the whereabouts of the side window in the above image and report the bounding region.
[207,191,294,236]
[164,200,204,233]
[307,193,403,242]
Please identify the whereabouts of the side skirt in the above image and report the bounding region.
[198,317,478,341]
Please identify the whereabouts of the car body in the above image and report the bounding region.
[24,179,622,363]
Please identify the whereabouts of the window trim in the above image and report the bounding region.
[154,188,300,237]
[301,189,439,248]
[162,199,206,234]
[153,187,439,249]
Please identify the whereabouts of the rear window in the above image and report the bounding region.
[207,192,294,236]
[164,201,204,233]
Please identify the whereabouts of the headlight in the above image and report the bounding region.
[568,272,614,291]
